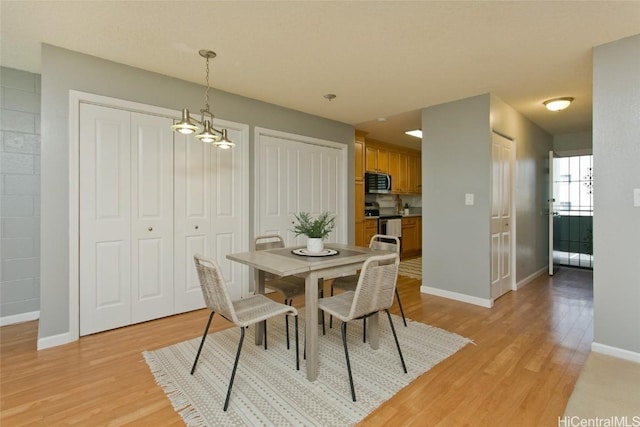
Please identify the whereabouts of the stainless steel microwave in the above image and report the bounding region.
[365,172,392,194]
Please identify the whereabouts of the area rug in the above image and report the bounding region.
[399,256,422,280]
[564,352,640,419]
[144,309,470,426]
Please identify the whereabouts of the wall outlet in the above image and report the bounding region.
[465,193,474,206]
[634,188,640,207]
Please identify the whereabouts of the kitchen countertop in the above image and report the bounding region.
[364,213,422,219]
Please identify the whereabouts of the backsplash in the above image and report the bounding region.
[365,194,422,215]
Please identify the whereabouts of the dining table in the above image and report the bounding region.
[227,242,393,381]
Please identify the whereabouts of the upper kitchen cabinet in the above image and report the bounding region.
[407,153,422,194]
[367,139,421,194]
[365,142,389,173]
[355,130,366,180]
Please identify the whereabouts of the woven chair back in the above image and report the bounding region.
[254,235,286,281]
[370,234,401,254]
[193,254,238,322]
[349,252,400,320]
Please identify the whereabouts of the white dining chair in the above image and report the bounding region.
[191,254,299,411]
[255,235,325,342]
[330,234,407,337]
[318,252,407,401]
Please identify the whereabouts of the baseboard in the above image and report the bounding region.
[515,266,548,290]
[591,342,640,363]
[37,331,75,350]
[0,310,39,327]
[421,286,493,308]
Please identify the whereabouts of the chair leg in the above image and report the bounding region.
[395,288,407,327]
[319,287,326,335]
[385,309,407,374]
[285,299,291,349]
[190,311,215,375]
[363,317,367,343]
[294,315,300,370]
[224,326,246,411]
[341,322,357,402]
[329,283,334,329]
[263,319,268,350]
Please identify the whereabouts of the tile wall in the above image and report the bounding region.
[0,67,41,323]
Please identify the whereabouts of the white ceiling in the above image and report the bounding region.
[2,1,639,149]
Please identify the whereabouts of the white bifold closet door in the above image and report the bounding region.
[173,132,210,313]
[255,129,346,245]
[80,104,174,335]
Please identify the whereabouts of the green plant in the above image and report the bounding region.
[292,212,336,239]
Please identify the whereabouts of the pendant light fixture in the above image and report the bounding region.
[171,50,234,149]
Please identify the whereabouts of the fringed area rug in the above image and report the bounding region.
[144,310,470,426]
[399,256,422,280]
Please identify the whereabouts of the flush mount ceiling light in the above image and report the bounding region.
[543,97,574,112]
[171,49,234,149]
[405,129,422,138]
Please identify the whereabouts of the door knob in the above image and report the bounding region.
[148,227,153,231]
[195,225,199,230]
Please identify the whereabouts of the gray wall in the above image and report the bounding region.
[554,131,592,155]
[422,94,492,300]
[422,93,553,302]
[0,67,41,320]
[592,34,640,354]
[39,45,354,342]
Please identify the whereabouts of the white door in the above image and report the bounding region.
[208,121,249,301]
[80,105,175,334]
[255,129,346,246]
[174,131,210,312]
[80,104,132,335]
[548,150,558,275]
[130,112,175,323]
[490,132,513,300]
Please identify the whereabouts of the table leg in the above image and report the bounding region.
[255,269,265,346]
[367,311,380,350]
[305,271,320,381]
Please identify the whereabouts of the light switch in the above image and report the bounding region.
[634,189,640,207]
[465,193,474,206]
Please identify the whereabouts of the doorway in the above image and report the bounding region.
[551,154,594,269]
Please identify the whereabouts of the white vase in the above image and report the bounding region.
[306,237,324,253]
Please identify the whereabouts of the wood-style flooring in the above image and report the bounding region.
[0,267,593,426]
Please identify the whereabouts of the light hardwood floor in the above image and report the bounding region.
[0,268,593,426]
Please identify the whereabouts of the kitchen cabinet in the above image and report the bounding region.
[355,131,366,246]
[407,154,421,193]
[355,133,365,180]
[365,145,389,173]
[390,151,411,193]
[369,141,420,194]
[355,181,365,245]
[364,218,378,245]
[402,216,420,257]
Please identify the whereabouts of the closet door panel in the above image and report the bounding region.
[174,132,208,312]
[80,104,132,335]
[210,124,248,301]
[131,112,174,323]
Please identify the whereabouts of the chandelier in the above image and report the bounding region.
[171,50,234,149]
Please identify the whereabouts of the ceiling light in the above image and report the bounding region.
[171,50,234,148]
[543,97,574,112]
[405,129,422,138]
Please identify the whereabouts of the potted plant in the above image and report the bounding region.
[292,211,336,252]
